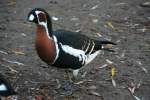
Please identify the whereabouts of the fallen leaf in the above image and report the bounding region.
[111,78,117,87]
[2,58,25,66]
[96,33,102,37]
[7,0,16,6]
[52,16,59,21]
[111,67,117,77]
[91,5,99,10]
[106,59,113,64]
[89,91,101,97]
[106,21,115,30]
[1,64,18,73]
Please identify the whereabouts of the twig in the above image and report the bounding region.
[0,50,8,55]
[0,63,18,73]
[2,58,25,66]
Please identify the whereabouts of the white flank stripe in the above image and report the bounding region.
[84,40,90,53]
[89,41,95,54]
[0,84,7,91]
[60,43,85,63]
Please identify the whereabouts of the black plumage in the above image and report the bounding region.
[52,29,116,69]
[0,74,17,97]
[53,29,116,54]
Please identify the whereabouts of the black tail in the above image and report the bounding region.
[101,41,116,52]
[100,41,117,45]
[94,40,116,52]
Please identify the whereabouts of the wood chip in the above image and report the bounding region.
[74,80,85,85]
[140,2,150,7]
[141,67,148,73]
[96,33,102,37]
[115,3,127,6]
[111,78,117,87]
[12,50,25,55]
[98,64,108,69]
[56,79,61,89]
[91,5,99,10]
[7,0,16,6]
[52,16,59,21]
[2,58,25,66]
[92,19,98,23]
[1,64,18,73]
[89,91,101,97]
[106,59,113,64]
[0,50,8,55]
[87,85,97,90]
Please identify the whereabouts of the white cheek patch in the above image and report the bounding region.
[0,84,7,91]
[35,11,42,15]
[29,14,34,21]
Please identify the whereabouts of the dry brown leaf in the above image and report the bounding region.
[106,21,115,30]
[111,67,117,77]
[7,0,16,6]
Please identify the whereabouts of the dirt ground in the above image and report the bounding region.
[0,0,150,100]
